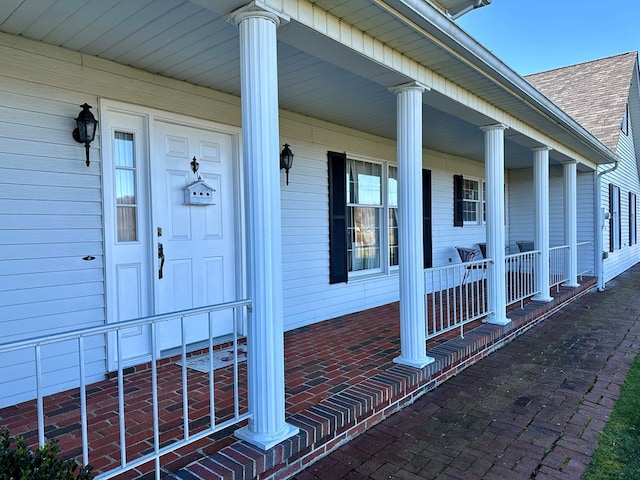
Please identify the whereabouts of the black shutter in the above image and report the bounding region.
[617,186,622,250]
[609,183,622,252]
[609,183,614,252]
[453,174,464,227]
[422,169,432,268]
[328,151,348,284]
[630,192,637,246]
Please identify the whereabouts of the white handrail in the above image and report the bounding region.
[0,300,251,353]
[424,258,490,339]
[0,299,252,480]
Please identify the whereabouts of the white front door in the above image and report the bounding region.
[103,105,239,367]
[152,120,237,352]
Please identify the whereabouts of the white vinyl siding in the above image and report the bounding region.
[602,109,640,283]
[508,167,595,276]
[0,33,243,407]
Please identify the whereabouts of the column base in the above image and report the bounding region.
[563,281,580,288]
[485,314,511,326]
[533,294,553,302]
[235,422,299,451]
[393,355,435,369]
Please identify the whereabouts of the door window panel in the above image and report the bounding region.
[114,131,138,242]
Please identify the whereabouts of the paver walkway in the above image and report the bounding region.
[294,265,640,480]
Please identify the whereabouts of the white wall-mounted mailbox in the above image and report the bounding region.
[183,180,216,206]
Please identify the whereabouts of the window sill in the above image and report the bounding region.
[348,268,399,283]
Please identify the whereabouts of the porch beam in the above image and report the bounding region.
[481,124,510,325]
[390,82,434,369]
[227,2,298,451]
[563,161,580,287]
[533,147,553,302]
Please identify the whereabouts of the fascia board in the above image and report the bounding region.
[380,0,619,165]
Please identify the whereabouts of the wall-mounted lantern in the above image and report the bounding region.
[280,143,294,186]
[72,103,98,167]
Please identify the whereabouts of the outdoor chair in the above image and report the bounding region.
[477,242,487,258]
[516,240,534,252]
[516,240,535,274]
[455,246,484,284]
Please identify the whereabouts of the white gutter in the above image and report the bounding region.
[381,0,620,166]
[450,0,492,20]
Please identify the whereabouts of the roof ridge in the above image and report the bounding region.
[526,51,638,78]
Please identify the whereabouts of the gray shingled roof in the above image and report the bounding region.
[526,52,638,151]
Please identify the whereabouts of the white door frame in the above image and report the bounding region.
[99,99,246,371]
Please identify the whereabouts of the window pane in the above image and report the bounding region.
[114,132,134,167]
[115,170,135,205]
[347,159,382,205]
[348,206,381,271]
[117,206,137,242]
[463,202,477,222]
[463,179,479,200]
[388,166,398,207]
[389,207,399,266]
[463,179,479,222]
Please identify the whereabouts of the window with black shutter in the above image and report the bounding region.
[327,152,433,281]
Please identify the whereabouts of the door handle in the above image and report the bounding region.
[158,242,165,279]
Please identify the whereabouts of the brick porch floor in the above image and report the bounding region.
[0,277,596,479]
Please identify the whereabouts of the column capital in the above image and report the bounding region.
[226,1,289,27]
[389,81,430,95]
[561,159,578,165]
[480,123,509,132]
[531,145,552,153]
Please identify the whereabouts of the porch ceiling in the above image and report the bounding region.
[0,0,611,170]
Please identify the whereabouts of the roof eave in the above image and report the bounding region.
[384,0,618,165]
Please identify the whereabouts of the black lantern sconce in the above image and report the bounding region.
[73,103,98,167]
[280,143,294,186]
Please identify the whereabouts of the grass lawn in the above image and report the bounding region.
[583,353,640,479]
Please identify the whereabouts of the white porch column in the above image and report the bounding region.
[481,124,510,325]
[228,3,298,450]
[532,147,553,302]
[563,160,580,287]
[390,82,434,369]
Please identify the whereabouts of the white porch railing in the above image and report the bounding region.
[505,250,540,308]
[0,299,252,480]
[577,241,594,277]
[425,242,595,341]
[550,242,594,289]
[549,245,569,289]
[424,258,491,339]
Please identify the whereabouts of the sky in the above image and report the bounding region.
[456,0,640,76]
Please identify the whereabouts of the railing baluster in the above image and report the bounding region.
[181,315,189,440]
[35,344,44,448]
[151,323,160,480]
[116,330,126,467]
[438,270,444,332]
[233,307,240,418]
[432,271,438,334]
[78,336,89,466]
[208,311,216,428]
